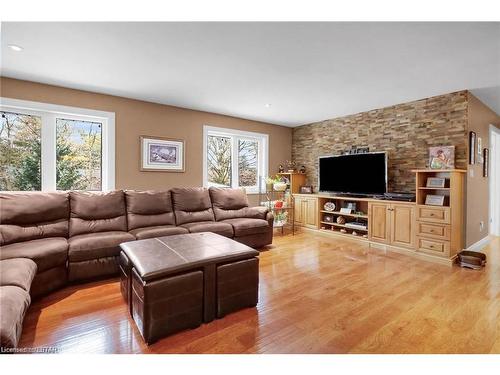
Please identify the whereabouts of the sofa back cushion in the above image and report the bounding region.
[69,191,127,236]
[208,187,267,221]
[125,190,175,230]
[171,187,214,225]
[0,192,69,246]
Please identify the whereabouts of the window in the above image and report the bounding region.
[56,118,103,190]
[0,98,115,191]
[203,126,268,193]
[0,112,42,191]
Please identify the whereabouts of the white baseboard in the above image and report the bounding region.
[466,235,491,252]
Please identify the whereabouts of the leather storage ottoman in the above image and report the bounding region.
[120,232,259,343]
[131,268,203,344]
[217,257,259,318]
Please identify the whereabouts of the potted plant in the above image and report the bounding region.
[266,176,286,192]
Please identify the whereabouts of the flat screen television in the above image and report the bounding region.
[318,152,387,195]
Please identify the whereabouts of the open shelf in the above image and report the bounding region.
[418,187,450,191]
[320,210,368,219]
[320,221,368,231]
[319,228,370,241]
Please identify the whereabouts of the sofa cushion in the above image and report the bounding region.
[125,190,175,230]
[69,191,127,236]
[129,225,188,240]
[0,237,68,272]
[0,258,37,292]
[171,187,215,225]
[208,187,268,221]
[0,286,31,348]
[209,187,249,209]
[180,221,234,238]
[221,218,270,237]
[0,191,69,246]
[68,231,135,262]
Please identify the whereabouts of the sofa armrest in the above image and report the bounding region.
[266,211,274,228]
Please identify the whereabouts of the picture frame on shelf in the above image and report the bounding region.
[140,135,185,172]
[426,177,446,188]
[429,145,455,169]
[469,131,476,164]
[299,185,313,194]
[425,194,445,206]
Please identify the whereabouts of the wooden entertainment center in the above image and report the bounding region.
[293,169,466,265]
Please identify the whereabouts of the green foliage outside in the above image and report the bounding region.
[0,112,102,191]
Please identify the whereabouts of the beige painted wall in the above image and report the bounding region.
[466,93,500,247]
[0,77,292,205]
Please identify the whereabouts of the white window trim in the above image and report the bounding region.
[203,125,268,194]
[0,97,115,191]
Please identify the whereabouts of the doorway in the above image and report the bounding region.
[490,124,500,237]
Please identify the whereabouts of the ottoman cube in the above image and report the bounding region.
[217,257,259,318]
[131,268,203,344]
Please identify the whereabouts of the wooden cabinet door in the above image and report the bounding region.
[369,202,390,244]
[390,204,415,249]
[304,198,318,228]
[294,196,304,225]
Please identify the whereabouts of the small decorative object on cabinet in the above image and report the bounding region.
[336,216,346,225]
[429,146,455,169]
[300,185,313,194]
[285,160,296,173]
[278,164,284,173]
[469,131,476,164]
[323,202,336,212]
[299,165,306,174]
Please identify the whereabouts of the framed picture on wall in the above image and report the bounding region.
[469,131,476,164]
[140,136,185,172]
[483,148,489,177]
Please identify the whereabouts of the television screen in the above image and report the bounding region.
[318,152,387,195]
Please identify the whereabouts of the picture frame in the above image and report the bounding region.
[426,177,446,188]
[425,194,445,206]
[140,135,185,172]
[299,185,313,194]
[483,148,489,177]
[429,145,455,169]
[469,131,476,164]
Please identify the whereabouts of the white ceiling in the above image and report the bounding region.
[1,22,499,127]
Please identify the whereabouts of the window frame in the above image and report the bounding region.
[0,97,115,191]
[203,125,268,194]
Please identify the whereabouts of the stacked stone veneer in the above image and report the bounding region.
[292,91,468,192]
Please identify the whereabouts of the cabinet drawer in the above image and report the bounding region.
[416,222,451,240]
[417,206,450,224]
[416,237,450,257]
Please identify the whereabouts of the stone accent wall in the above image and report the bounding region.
[292,91,468,192]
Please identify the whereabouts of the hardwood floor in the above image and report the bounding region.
[19,231,500,354]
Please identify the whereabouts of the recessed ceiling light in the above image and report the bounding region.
[8,44,23,52]
[264,103,272,108]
